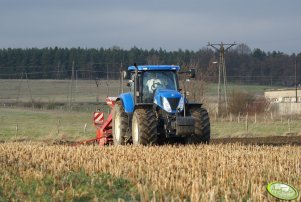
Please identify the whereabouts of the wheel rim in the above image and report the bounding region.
[132,114,139,144]
[114,112,121,142]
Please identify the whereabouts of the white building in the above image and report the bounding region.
[264,88,301,115]
[264,88,301,103]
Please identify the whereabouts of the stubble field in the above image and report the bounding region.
[0,143,300,201]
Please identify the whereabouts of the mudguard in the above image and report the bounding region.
[118,92,135,113]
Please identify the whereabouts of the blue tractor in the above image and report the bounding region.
[112,64,210,145]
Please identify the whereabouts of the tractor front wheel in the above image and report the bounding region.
[132,107,157,145]
[112,101,128,145]
[188,107,210,144]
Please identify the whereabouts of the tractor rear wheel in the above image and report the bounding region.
[132,107,157,145]
[189,107,210,144]
[112,101,128,145]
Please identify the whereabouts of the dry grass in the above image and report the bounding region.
[0,143,300,201]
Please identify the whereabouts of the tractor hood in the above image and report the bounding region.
[153,89,184,113]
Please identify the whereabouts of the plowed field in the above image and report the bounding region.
[212,135,301,146]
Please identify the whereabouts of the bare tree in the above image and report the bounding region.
[234,43,252,55]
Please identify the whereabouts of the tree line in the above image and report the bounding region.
[0,45,300,86]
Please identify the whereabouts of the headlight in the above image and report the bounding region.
[162,97,172,112]
[177,97,184,111]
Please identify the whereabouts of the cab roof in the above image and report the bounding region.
[128,65,180,71]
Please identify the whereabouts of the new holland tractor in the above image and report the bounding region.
[112,64,210,145]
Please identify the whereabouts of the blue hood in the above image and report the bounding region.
[154,89,184,113]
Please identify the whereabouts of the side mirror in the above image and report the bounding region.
[122,70,130,79]
[188,69,196,78]
[126,79,133,87]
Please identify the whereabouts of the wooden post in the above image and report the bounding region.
[288,119,291,132]
[57,119,61,135]
[84,123,87,135]
[254,113,257,124]
[15,122,18,138]
[238,112,240,123]
[245,113,248,132]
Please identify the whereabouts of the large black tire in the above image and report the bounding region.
[189,107,210,144]
[112,101,128,145]
[132,107,157,145]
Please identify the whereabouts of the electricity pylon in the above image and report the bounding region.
[208,42,236,115]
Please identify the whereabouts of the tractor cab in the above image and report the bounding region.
[126,65,182,111]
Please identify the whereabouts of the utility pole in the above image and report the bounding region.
[16,72,24,104]
[120,62,123,94]
[57,62,60,80]
[106,64,109,96]
[69,61,75,109]
[295,58,297,103]
[208,42,236,115]
[25,72,34,105]
[76,69,78,93]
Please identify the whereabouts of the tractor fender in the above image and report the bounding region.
[118,93,135,113]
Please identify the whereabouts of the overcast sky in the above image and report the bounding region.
[1,0,300,54]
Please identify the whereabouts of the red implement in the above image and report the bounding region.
[73,97,117,146]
